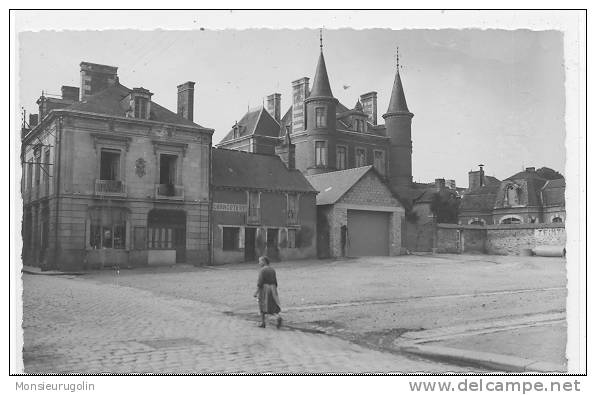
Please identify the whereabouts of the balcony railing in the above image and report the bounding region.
[246,207,260,225]
[155,184,184,200]
[95,179,127,197]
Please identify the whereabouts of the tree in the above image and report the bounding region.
[430,190,460,224]
[536,167,564,180]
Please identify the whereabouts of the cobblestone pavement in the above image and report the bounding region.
[22,274,471,374]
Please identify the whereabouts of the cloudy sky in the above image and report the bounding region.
[18,28,565,186]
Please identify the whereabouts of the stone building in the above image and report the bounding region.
[217,39,413,193]
[211,135,317,264]
[459,165,566,225]
[306,166,404,258]
[21,62,213,270]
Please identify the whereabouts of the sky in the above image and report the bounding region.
[18,28,566,187]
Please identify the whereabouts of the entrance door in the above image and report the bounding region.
[244,228,256,262]
[266,228,279,260]
[147,209,187,263]
[347,210,390,257]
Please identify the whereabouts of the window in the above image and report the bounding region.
[373,150,385,175]
[470,220,484,226]
[287,193,299,223]
[222,227,241,251]
[159,154,178,185]
[505,185,521,206]
[501,217,521,224]
[100,150,121,181]
[26,161,33,190]
[34,152,41,187]
[89,207,127,249]
[315,141,327,167]
[336,146,347,170]
[287,229,297,249]
[43,149,50,192]
[354,119,365,132]
[552,216,563,223]
[248,191,260,219]
[356,148,366,167]
[134,96,149,119]
[315,107,327,128]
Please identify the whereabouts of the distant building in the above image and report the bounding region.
[459,165,566,225]
[306,166,405,258]
[211,134,317,264]
[21,62,213,270]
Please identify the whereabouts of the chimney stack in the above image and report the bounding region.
[435,178,446,191]
[275,125,296,170]
[360,91,378,125]
[291,77,309,133]
[61,86,80,102]
[29,114,39,128]
[80,62,118,100]
[468,164,486,190]
[177,81,195,122]
[266,93,281,122]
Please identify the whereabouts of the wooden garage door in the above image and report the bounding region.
[347,210,390,256]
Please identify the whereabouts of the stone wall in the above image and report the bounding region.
[436,223,566,256]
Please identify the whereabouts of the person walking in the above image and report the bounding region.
[253,256,282,328]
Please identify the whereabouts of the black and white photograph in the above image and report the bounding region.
[8,8,587,383]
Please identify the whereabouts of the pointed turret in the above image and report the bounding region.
[383,47,414,190]
[354,100,363,112]
[309,52,334,98]
[385,70,410,114]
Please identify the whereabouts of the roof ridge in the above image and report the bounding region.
[305,165,372,178]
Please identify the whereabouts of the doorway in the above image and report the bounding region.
[266,228,279,260]
[147,209,186,263]
[244,227,256,262]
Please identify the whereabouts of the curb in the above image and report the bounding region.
[22,268,86,276]
[400,345,566,373]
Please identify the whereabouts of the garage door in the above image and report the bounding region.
[347,210,390,256]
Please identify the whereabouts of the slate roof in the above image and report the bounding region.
[305,166,374,205]
[211,148,316,193]
[309,52,334,99]
[541,178,566,206]
[218,106,281,144]
[460,183,501,212]
[65,83,209,129]
[386,70,410,114]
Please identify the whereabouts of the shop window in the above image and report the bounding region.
[100,150,121,181]
[336,146,347,170]
[315,107,327,128]
[356,148,366,167]
[222,227,241,251]
[315,141,327,166]
[89,207,127,249]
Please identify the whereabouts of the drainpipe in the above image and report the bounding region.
[52,116,63,270]
[208,140,213,266]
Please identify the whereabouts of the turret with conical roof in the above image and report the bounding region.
[383,47,414,189]
[304,29,338,175]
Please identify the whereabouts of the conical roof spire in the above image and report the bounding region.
[309,30,334,99]
[385,47,410,114]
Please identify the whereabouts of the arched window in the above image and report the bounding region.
[552,216,563,223]
[505,184,521,206]
[470,220,484,225]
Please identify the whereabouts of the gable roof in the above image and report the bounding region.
[211,148,316,193]
[305,166,376,205]
[460,183,501,212]
[219,106,280,144]
[66,83,208,129]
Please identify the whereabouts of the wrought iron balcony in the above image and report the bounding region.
[95,179,127,197]
[155,184,185,200]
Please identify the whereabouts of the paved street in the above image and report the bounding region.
[22,254,566,373]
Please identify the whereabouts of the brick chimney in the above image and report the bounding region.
[80,62,118,100]
[468,164,485,190]
[275,126,296,170]
[435,178,446,191]
[177,81,195,122]
[61,86,80,102]
[266,93,281,123]
[360,91,378,125]
[291,77,309,133]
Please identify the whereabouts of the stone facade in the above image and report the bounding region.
[436,223,566,256]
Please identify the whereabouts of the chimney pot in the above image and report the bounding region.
[525,167,535,172]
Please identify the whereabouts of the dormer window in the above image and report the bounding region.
[353,118,366,132]
[131,87,152,120]
[505,184,521,207]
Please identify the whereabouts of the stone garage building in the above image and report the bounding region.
[306,166,405,258]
